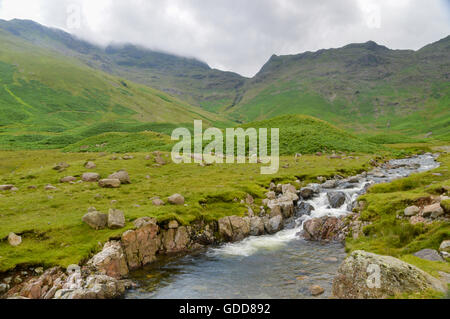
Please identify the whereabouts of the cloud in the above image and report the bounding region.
[0,0,449,77]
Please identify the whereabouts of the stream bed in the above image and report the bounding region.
[125,154,440,299]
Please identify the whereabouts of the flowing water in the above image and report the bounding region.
[125,154,440,299]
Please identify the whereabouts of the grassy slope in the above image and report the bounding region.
[0,28,229,149]
[228,39,450,140]
[0,150,373,272]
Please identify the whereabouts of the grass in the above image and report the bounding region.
[0,150,374,272]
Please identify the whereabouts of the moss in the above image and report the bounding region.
[441,199,450,214]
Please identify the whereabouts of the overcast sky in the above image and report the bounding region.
[0,0,449,77]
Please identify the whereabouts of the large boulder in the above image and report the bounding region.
[87,241,128,279]
[82,173,101,182]
[332,250,446,299]
[218,216,250,242]
[108,170,131,184]
[264,215,283,234]
[98,179,121,188]
[327,192,346,208]
[121,221,160,270]
[82,211,107,230]
[302,216,346,242]
[107,209,125,229]
[168,194,185,205]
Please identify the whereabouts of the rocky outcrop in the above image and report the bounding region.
[121,220,160,270]
[332,250,446,299]
[302,216,346,242]
[87,241,129,279]
[218,216,251,242]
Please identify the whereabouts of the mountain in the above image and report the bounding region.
[228,38,450,139]
[0,21,228,149]
[0,19,246,113]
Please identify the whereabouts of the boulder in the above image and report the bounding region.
[162,227,191,253]
[302,216,346,242]
[82,211,107,230]
[133,217,157,229]
[82,173,101,182]
[84,161,96,169]
[121,221,160,270]
[218,216,250,242]
[53,162,69,171]
[332,250,446,299]
[404,206,420,217]
[152,198,165,206]
[0,185,15,191]
[439,240,450,253]
[98,179,121,189]
[299,188,314,199]
[309,285,325,296]
[168,220,179,229]
[45,184,57,191]
[265,215,283,234]
[249,217,265,236]
[266,191,276,200]
[168,194,185,205]
[55,274,125,299]
[413,249,444,262]
[107,209,125,229]
[322,180,337,189]
[8,232,22,246]
[108,170,131,184]
[87,241,128,279]
[282,184,297,195]
[422,203,444,218]
[327,192,346,208]
[60,176,77,183]
[296,202,315,217]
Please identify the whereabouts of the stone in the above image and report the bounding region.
[309,285,325,296]
[410,215,427,225]
[168,220,179,229]
[282,184,297,195]
[84,161,96,169]
[299,188,314,199]
[439,240,450,253]
[133,217,157,229]
[296,202,315,217]
[108,209,125,229]
[302,216,346,242]
[249,217,265,236]
[108,170,131,184]
[87,241,128,279]
[44,184,57,191]
[8,232,22,246]
[162,227,191,253]
[413,249,444,262]
[0,283,8,294]
[98,179,121,188]
[422,203,444,218]
[168,194,185,205]
[152,198,165,206]
[269,183,276,191]
[218,217,233,241]
[404,206,420,217]
[229,216,250,241]
[82,173,101,182]
[322,180,337,189]
[53,162,69,171]
[121,221,160,270]
[265,215,283,234]
[0,184,15,191]
[82,211,108,230]
[123,155,134,160]
[327,192,346,208]
[154,156,166,165]
[266,191,276,200]
[332,250,446,299]
[60,176,77,183]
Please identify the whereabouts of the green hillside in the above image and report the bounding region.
[229,39,450,139]
[0,27,229,150]
[241,115,380,155]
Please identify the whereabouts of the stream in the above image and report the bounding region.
[125,154,440,299]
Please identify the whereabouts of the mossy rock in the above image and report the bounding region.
[441,199,450,214]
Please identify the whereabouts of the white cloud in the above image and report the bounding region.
[0,0,449,77]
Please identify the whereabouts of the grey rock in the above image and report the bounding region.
[82,173,101,182]
[82,211,108,230]
[108,209,125,229]
[108,170,131,184]
[98,179,121,188]
[168,194,185,205]
[327,191,346,208]
[404,206,420,217]
[8,232,22,246]
[413,249,444,262]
